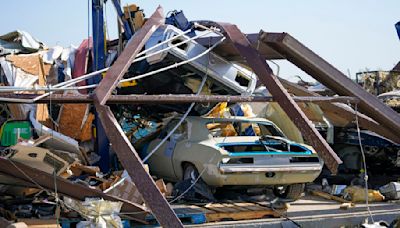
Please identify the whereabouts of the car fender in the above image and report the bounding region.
[172,141,224,183]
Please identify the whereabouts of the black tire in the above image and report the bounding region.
[273,183,305,201]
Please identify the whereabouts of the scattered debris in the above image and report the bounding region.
[0,2,399,227]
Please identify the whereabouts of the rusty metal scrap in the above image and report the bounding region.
[210,22,341,173]
[93,7,164,105]
[259,32,400,139]
[92,6,184,228]
[280,78,400,144]
[0,93,359,104]
[0,157,147,223]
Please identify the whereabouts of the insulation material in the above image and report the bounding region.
[58,101,90,140]
[60,45,77,80]
[184,77,212,95]
[42,46,63,64]
[297,102,325,122]
[344,186,385,203]
[205,102,231,118]
[206,123,237,136]
[260,103,304,143]
[321,103,356,127]
[64,198,123,228]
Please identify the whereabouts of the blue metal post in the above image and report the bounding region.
[92,0,110,172]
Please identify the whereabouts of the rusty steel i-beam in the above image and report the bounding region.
[210,22,342,173]
[0,157,148,223]
[260,32,400,140]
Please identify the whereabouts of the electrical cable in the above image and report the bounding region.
[0,25,223,103]
[354,103,375,223]
[142,73,208,163]
[168,164,209,204]
[120,36,226,83]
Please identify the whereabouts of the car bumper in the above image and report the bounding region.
[202,163,323,186]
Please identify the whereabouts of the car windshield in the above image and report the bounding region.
[206,121,284,138]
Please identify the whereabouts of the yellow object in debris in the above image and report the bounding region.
[185,77,212,95]
[261,103,304,143]
[123,4,145,31]
[120,79,137,87]
[206,102,230,118]
[344,186,385,202]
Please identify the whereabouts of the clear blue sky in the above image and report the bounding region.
[1,0,399,82]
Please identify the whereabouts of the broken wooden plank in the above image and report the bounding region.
[0,157,147,223]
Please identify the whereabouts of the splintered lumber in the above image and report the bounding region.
[310,190,354,205]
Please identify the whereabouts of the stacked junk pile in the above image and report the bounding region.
[0,3,400,227]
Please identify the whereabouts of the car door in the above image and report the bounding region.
[146,119,187,181]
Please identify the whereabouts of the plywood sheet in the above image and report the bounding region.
[79,113,94,141]
[6,54,51,76]
[58,103,89,140]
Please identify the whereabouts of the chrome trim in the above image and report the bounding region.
[219,164,322,173]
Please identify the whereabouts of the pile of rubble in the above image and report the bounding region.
[0,3,400,228]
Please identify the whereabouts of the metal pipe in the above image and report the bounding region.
[0,93,359,104]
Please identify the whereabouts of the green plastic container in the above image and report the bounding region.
[0,121,32,146]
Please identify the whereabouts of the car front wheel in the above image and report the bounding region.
[273,183,305,201]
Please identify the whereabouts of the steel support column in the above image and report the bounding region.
[92,6,184,228]
[212,22,342,173]
[92,0,110,172]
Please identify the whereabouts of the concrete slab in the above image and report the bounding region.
[190,196,400,227]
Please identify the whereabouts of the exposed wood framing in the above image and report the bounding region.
[213,22,342,173]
